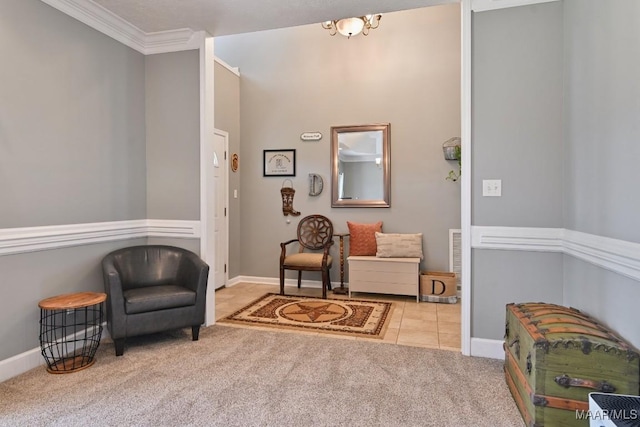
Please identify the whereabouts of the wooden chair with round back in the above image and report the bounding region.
[279,214,334,299]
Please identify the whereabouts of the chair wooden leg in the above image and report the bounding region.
[192,325,201,341]
[114,338,125,357]
[321,268,328,299]
[280,267,285,295]
[297,271,302,288]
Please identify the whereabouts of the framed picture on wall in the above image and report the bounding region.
[263,149,296,177]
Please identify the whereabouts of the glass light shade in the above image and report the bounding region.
[336,17,365,37]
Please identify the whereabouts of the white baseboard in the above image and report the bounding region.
[0,347,45,383]
[0,324,112,384]
[470,338,504,360]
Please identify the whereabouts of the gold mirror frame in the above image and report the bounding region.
[331,123,390,208]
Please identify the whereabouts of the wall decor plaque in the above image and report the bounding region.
[231,153,239,172]
[300,132,322,141]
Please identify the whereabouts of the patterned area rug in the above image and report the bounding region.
[219,293,394,339]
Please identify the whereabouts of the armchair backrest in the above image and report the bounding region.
[106,245,189,290]
[297,215,334,251]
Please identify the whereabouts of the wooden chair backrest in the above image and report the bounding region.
[297,215,334,251]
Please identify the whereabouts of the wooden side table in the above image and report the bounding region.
[332,233,349,295]
[38,292,107,373]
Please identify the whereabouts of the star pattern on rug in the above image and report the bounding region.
[287,302,345,322]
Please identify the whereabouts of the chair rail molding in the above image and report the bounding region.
[471,226,563,252]
[0,219,201,256]
[563,229,640,282]
[472,226,640,282]
[471,0,559,12]
[40,0,203,54]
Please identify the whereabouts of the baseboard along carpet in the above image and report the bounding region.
[218,293,394,338]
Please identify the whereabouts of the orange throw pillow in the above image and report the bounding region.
[347,221,383,256]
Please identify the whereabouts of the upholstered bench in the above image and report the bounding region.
[348,256,421,302]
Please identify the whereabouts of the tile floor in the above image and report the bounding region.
[214,282,461,352]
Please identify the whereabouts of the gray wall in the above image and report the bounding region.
[214,61,241,278]
[215,4,461,281]
[145,51,201,221]
[564,256,640,347]
[472,3,564,227]
[562,0,640,347]
[0,240,146,361]
[562,0,640,243]
[0,0,147,360]
[0,0,147,227]
[472,0,640,348]
[472,250,563,338]
[471,2,565,340]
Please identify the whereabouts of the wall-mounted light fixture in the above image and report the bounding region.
[442,137,461,160]
[321,14,382,38]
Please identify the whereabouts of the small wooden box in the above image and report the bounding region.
[504,302,640,426]
[420,271,457,297]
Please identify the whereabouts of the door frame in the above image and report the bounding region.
[460,0,472,356]
[199,3,474,351]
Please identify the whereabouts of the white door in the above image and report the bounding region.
[212,130,228,291]
[204,129,229,326]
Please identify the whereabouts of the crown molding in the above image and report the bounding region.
[471,0,559,12]
[0,220,200,256]
[40,0,202,55]
[214,56,240,77]
[472,226,640,282]
[144,29,204,55]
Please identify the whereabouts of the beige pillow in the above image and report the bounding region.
[375,232,424,259]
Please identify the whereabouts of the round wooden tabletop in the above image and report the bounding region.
[38,292,107,310]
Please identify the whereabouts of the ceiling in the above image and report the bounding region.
[92,0,457,36]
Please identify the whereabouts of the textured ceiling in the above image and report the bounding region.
[92,0,457,36]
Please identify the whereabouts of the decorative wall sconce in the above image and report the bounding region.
[321,14,382,38]
[442,137,461,160]
[443,137,462,182]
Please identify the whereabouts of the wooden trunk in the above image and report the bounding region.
[504,302,640,427]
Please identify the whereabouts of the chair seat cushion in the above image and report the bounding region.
[283,253,333,268]
[123,285,196,314]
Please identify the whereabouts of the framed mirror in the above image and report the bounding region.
[331,123,390,208]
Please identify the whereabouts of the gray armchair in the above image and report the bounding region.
[102,245,209,356]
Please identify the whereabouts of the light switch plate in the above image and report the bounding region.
[483,179,502,197]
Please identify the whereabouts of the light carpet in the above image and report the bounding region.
[218,293,393,338]
[0,326,524,427]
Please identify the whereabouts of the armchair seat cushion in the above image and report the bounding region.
[284,253,333,268]
[124,285,196,314]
